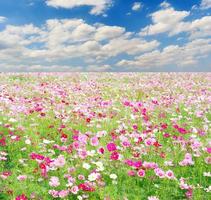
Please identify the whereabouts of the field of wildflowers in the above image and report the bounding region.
[0,73,210,200]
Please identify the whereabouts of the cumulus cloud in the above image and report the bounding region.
[200,0,211,9]
[117,39,211,69]
[0,64,83,72]
[160,1,171,9]
[0,16,7,23]
[132,2,142,11]
[0,18,159,71]
[140,6,190,36]
[45,0,112,15]
[0,1,210,72]
[140,2,211,39]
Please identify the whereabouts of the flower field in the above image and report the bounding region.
[0,73,210,200]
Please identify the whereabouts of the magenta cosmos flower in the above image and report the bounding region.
[107,142,117,152]
[16,194,28,200]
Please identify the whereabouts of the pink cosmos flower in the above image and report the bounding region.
[48,190,59,198]
[143,162,158,169]
[165,170,175,179]
[78,134,88,144]
[179,178,191,190]
[205,157,211,164]
[132,124,138,130]
[179,153,194,166]
[68,167,75,173]
[59,190,69,198]
[78,150,88,159]
[145,138,156,146]
[154,168,165,178]
[185,189,193,199]
[71,186,79,194]
[49,176,60,187]
[125,159,134,166]
[17,175,27,181]
[107,142,117,152]
[78,174,85,180]
[90,136,99,146]
[53,155,66,168]
[128,170,136,176]
[137,169,145,177]
[122,141,131,147]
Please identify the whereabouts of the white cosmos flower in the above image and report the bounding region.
[110,174,117,180]
[25,139,31,145]
[88,172,98,181]
[83,163,91,170]
[9,118,17,123]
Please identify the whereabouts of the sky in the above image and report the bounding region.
[0,0,210,72]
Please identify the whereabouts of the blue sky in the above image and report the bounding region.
[0,0,210,72]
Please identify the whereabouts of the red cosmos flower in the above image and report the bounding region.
[161,123,168,130]
[15,194,28,200]
[0,137,6,146]
[160,152,166,158]
[110,151,119,160]
[2,171,12,177]
[98,147,105,154]
[7,190,13,195]
[60,124,66,129]
[163,133,170,138]
[86,118,91,123]
[78,183,95,192]
[39,163,46,169]
[67,144,73,154]
[39,163,47,177]
[153,141,162,148]
[110,132,118,140]
[137,137,143,143]
[133,151,140,158]
[98,113,103,118]
[61,133,68,139]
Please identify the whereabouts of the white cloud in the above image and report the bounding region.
[140,6,190,36]
[95,25,125,41]
[132,2,142,11]
[140,3,211,39]
[117,38,211,69]
[200,0,211,9]
[0,64,83,72]
[86,64,111,71]
[160,1,171,9]
[0,18,159,71]
[0,16,7,23]
[45,0,112,15]
[189,16,211,39]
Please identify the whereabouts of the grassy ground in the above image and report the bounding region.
[0,73,210,200]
